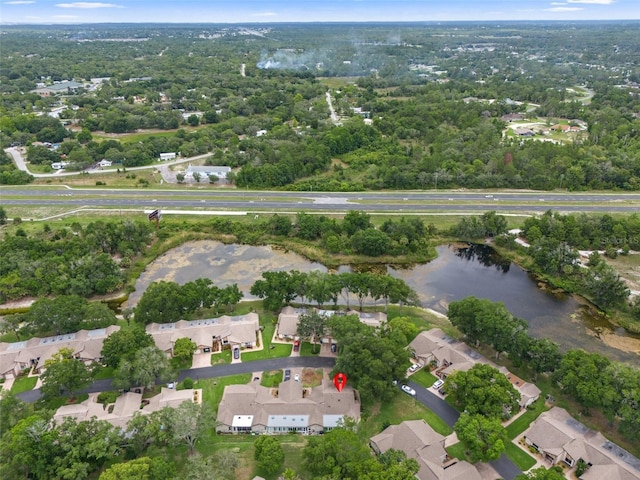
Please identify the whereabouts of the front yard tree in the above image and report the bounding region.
[445,363,520,419]
[101,327,155,368]
[40,347,94,400]
[169,402,217,455]
[113,346,172,390]
[173,337,197,362]
[331,316,410,403]
[254,435,285,475]
[455,413,508,462]
[217,283,243,312]
[297,310,327,354]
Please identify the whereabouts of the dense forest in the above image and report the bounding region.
[1,22,639,189]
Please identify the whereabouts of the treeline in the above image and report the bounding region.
[250,270,419,312]
[448,297,640,442]
[1,295,117,339]
[134,279,243,325]
[211,210,432,258]
[0,220,153,302]
[522,210,640,251]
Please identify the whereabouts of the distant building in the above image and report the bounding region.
[32,81,84,97]
[158,152,177,161]
[185,165,231,180]
[501,113,524,122]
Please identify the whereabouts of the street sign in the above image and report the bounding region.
[148,209,160,221]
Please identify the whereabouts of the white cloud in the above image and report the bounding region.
[250,12,278,17]
[550,2,567,5]
[56,2,121,8]
[567,0,615,4]
[546,6,583,11]
[4,0,36,4]
[53,14,79,18]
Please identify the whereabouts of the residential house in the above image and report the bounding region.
[515,127,535,137]
[54,387,202,429]
[216,378,360,434]
[158,152,177,161]
[276,307,386,343]
[409,329,541,408]
[97,159,112,168]
[370,420,482,480]
[501,113,524,122]
[0,326,120,380]
[146,313,260,356]
[524,407,640,479]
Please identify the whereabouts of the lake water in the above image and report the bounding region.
[127,240,640,364]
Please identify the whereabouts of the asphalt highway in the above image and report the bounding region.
[3,188,640,214]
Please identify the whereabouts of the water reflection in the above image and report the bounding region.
[455,243,511,273]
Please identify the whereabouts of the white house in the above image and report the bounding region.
[98,159,112,167]
[158,152,177,161]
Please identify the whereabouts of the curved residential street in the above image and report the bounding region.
[16,356,522,479]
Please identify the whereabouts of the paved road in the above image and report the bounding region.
[16,356,337,403]
[408,380,522,480]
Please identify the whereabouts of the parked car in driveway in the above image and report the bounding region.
[401,385,416,396]
[293,340,300,352]
[432,379,444,390]
[284,369,291,381]
[233,347,240,360]
[294,373,300,382]
[408,363,420,373]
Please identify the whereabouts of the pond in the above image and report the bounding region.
[126,240,640,364]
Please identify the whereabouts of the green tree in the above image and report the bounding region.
[101,327,155,368]
[454,413,508,462]
[40,347,94,400]
[331,318,410,403]
[297,310,328,353]
[169,402,217,455]
[99,457,175,480]
[342,210,372,236]
[135,281,185,324]
[254,435,285,475]
[0,206,6,225]
[113,346,172,390]
[445,363,520,419]
[0,392,30,437]
[351,228,392,256]
[173,337,197,362]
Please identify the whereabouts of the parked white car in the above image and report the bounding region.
[408,363,420,373]
[401,385,416,396]
[432,379,444,390]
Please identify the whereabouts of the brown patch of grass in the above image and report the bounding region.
[302,368,323,387]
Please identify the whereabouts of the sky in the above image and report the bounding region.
[1,0,639,24]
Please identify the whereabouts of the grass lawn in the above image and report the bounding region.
[445,442,469,462]
[361,391,453,439]
[299,341,320,357]
[242,343,291,361]
[42,393,89,411]
[506,398,549,439]
[10,375,37,394]
[211,350,232,365]
[410,369,438,389]
[93,366,115,380]
[196,373,252,411]
[505,442,537,470]
[261,370,283,387]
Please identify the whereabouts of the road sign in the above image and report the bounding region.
[148,209,160,221]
